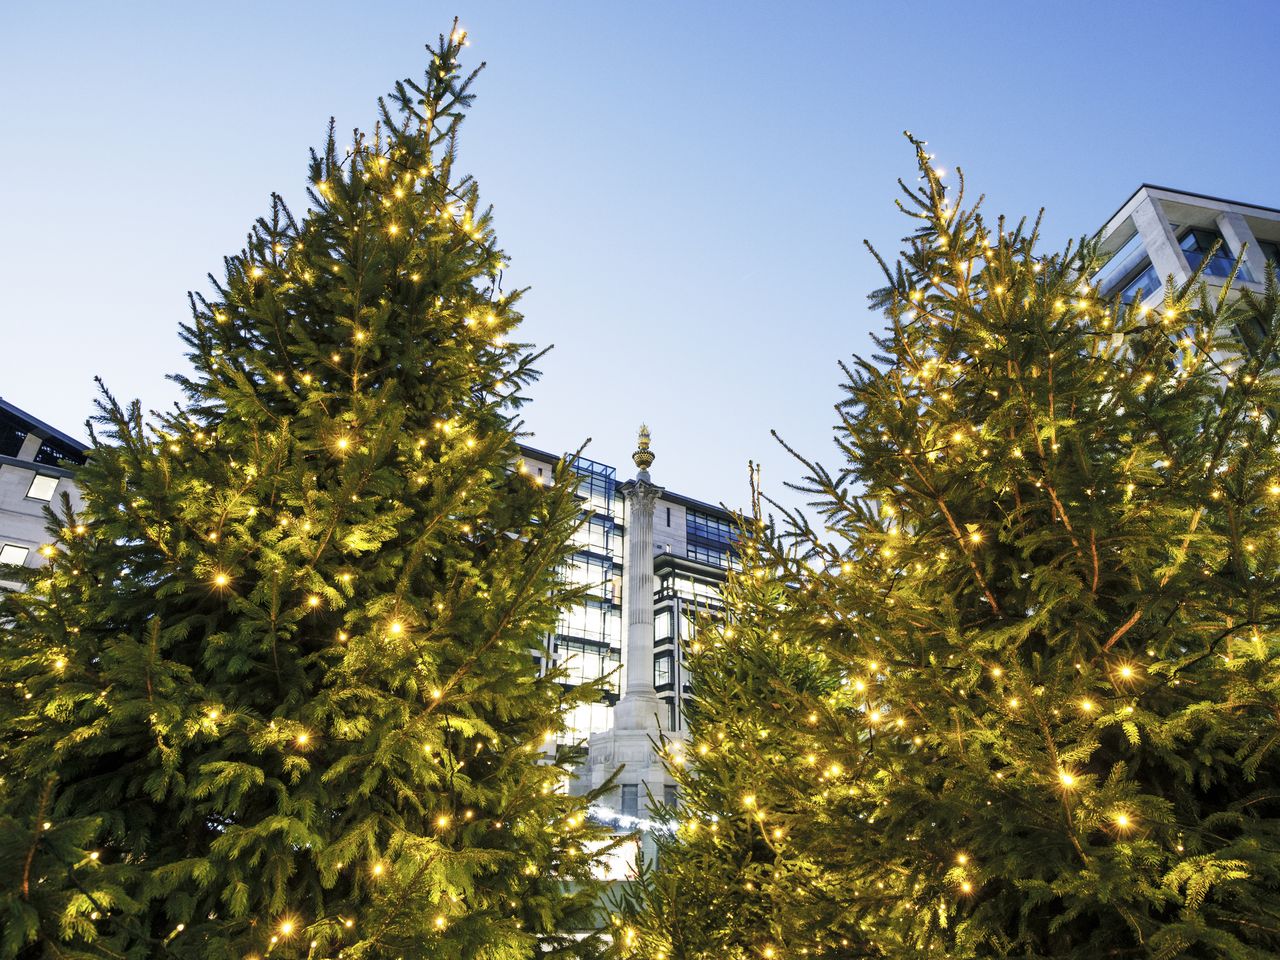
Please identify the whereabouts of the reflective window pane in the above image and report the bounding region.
[654,653,672,688]
[0,544,30,566]
[0,411,29,458]
[1181,228,1251,281]
[1116,262,1161,305]
[655,609,674,640]
[620,784,639,818]
[26,475,58,501]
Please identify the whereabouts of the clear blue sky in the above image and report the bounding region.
[3,1,1278,512]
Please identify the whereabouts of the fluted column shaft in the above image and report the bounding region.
[624,481,659,697]
[614,477,663,727]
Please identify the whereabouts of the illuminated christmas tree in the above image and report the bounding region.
[0,24,614,960]
[618,139,1280,959]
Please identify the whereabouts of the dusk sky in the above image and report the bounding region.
[4,1,1278,513]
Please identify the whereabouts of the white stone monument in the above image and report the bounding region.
[585,426,678,829]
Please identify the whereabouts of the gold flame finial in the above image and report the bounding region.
[633,424,655,472]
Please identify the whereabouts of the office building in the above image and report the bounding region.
[1093,185,1280,314]
[0,398,87,587]
[518,430,737,829]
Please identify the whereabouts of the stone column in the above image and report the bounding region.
[1215,210,1267,285]
[1132,193,1187,287]
[614,426,664,731]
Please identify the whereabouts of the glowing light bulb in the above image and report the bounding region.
[213,572,230,588]
[1059,770,1076,788]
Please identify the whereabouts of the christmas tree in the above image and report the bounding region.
[617,140,1280,959]
[0,24,614,960]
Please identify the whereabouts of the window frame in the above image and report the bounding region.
[25,474,59,501]
[1179,227,1251,281]
[654,653,673,689]
[620,783,639,818]
[0,544,31,567]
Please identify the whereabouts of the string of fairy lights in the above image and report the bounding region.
[16,33,1278,960]
[612,147,1280,958]
[13,23,629,959]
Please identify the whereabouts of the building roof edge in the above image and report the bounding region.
[0,397,89,453]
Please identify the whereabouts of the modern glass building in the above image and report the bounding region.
[1093,185,1280,324]
[517,442,737,752]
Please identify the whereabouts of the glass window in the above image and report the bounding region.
[34,439,86,467]
[572,515,614,556]
[620,784,639,818]
[0,411,29,459]
[687,543,724,566]
[1259,239,1280,267]
[679,613,695,641]
[1117,261,1162,306]
[1094,228,1151,296]
[663,784,679,809]
[0,544,30,566]
[26,475,58,501]
[667,698,678,730]
[654,653,673,688]
[1180,228,1253,281]
[686,509,736,546]
[655,609,674,640]
[570,456,617,516]
[554,637,620,688]
[686,508,738,568]
[562,701,614,741]
[561,555,616,602]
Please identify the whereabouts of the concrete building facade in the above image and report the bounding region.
[1093,185,1280,313]
[0,398,87,587]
